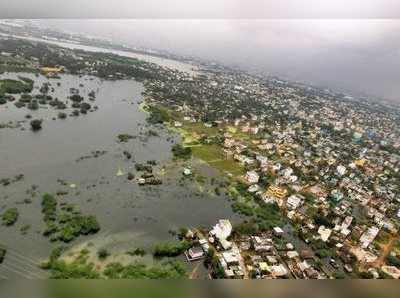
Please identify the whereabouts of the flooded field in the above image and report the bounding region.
[0,73,237,278]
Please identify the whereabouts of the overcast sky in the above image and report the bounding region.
[3,0,400,19]
[36,19,400,102]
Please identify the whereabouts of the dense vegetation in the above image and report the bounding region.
[153,240,192,258]
[0,78,33,95]
[41,193,100,243]
[42,247,186,279]
[126,248,146,257]
[230,186,284,234]
[386,255,400,268]
[43,259,100,279]
[146,105,170,124]
[103,261,186,279]
[171,144,192,160]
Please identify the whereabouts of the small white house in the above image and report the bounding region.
[244,170,259,184]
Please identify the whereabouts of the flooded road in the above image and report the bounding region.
[0,73,236,278]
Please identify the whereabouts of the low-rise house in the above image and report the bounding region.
[381,266,400,279]
[174,121,182,127]
[244,170,259,184]
[270,264,288,278]
[265,186,288,201]
[210,219,233,250]
[359,226,379,248]
[266,256,278,264]
[286,195,303,210]
[224,138,236,148]
[337,165,347,176]
[304,267,320,279]
[248,184,260,193]
[222,251,240,266]
[318,226,332,242]
[223,149,234,159]
[287,251,299,259]
[186,246,205,261]
[273,227,284,237]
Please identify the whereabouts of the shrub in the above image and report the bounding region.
[313,214,334,228]
[71,102,80,109]
[30,119,43,131]
[27,101,39,110]
[126,248,146,257]
[14,101,25,108]
[103,260,186,279]
[97,248,110,260]
[56,102,67,110]
[46,260,100,279]
[233,221,259,235]
[0,79,33,94]
[232,202,254,216]
[20,93,32,102]
[58,112,67,119]
[0,246,6,263]
[171,144,192,160]
[333,272,346,279]
[135,163,152,172]
[69,94,84,102]
[153,240,191,258]
[386,255,400,267]
[146,105,170,124]
[2,208,19,225]
[117,134,134,143]
[42,193,57,222]
[80,102,91,111]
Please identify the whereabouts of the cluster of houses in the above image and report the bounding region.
[231,137,398,276]
[184,219,332,279]
[157,63,400,279]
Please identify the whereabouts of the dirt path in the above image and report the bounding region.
[189,262,202,279]
[372,236,399,268]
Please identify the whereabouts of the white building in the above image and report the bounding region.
[336,165,347,176]
[210,219,232,241]
[244,170,259,184]
[318,226,332,242]
[360,226,379,249]
[286,195,303,210]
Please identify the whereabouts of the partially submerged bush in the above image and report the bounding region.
[58,112,67,119]
[171,144,192,160]
[97,248,110,260]
[30,119,43,131]
[153,240,191,258]
[2,208,19,226]
[0,246,6,263]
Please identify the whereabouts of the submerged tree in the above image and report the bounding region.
[30,119,43,131]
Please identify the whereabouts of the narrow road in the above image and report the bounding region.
[189,262,201,279]
[372,236,399,268]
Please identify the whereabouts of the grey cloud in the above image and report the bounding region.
[2,0,400,18]
[37,19,400,101]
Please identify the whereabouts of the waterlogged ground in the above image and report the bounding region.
[0,73,237,278]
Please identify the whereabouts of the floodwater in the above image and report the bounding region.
[0,73,236,278]
[0,33,198,74]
